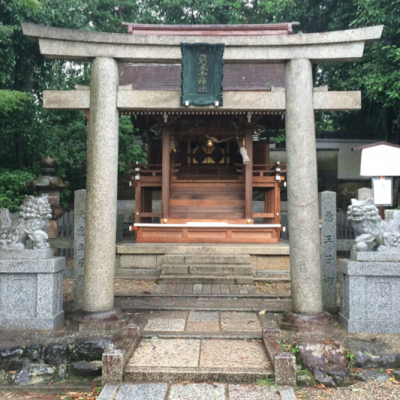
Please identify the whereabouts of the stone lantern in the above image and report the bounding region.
[26,156,70,241]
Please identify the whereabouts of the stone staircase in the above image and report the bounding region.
[160,253,253,284]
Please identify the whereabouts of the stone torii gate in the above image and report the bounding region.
[21,22,382,328]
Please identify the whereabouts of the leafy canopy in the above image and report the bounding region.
[0,0,399,207]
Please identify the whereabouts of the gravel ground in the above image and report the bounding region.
[295,380,400,399]
[2,381,399,399]
[0,389,100,399]
[63,279,158,302]
[254,281,291,295]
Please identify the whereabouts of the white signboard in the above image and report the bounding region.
[372,177,393,206]
[360,145,400,176]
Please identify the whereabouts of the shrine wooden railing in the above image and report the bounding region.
[129,163,181,180]
[235,162,286,178]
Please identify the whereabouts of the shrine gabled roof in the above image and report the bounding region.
[119,63,284,91]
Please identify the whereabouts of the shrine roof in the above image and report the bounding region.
[119,63,284,91]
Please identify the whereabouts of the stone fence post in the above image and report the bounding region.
[320,191,337,312]
[73,189,86,309]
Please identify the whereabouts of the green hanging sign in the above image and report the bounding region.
[181,43,224,107]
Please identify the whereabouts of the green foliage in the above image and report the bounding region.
[347,348,356,366]
[297,369,317,386]
[0,169,35,212]
[19,0,42,10]
[257,374,280,388]
[0,90,32,114]
[274,133,286,144]
[278,341,299,354]
[1,0,400,208]
[118,116,147,174]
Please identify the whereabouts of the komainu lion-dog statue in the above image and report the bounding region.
[0,196,52,250]
[347,198,400,252]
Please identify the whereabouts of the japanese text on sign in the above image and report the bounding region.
[198,54,208,93]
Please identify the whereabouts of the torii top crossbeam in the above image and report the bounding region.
[22,22,382,63]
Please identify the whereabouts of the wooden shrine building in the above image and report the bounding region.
[121,29,289,243]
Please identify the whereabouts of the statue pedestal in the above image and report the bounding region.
[0,249,65,330]
[338,252,400,333]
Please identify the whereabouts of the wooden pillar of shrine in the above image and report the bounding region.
[162,127,171,220]
[245,127,253,220]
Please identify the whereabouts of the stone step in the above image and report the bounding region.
[117,242,290,256]
[253,276,291,283]
[115,268,160,281]
[160,274,253,284]
[161,264,252,276]
[163,253,250,265]
[115,296,291,312]
[124,365,269,383]
[124,337,272,383]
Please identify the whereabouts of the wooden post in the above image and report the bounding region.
[135,183,141,223]
[245,128,253,220]
[378,176,386,219]
[265,141,270,165]
[162,127,170,219]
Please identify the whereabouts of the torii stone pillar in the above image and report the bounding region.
[82,57,121,319]
[282,59,330,330]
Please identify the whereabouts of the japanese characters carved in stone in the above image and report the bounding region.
[347,198,400,252]
[0,196,52,250]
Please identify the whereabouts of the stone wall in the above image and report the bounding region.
[0,338,115,385]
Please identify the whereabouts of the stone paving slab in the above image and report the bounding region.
[98,382,119,400]
[105,382,286,399]
[186,321,220,331]
[229,384,280,400]
[279,387,297,400]
[115,383,168,400]
[188,311,219,322]
[169,382,226,400]
[149,311,189,319]
[144,318,186,332]
[200,339,271,369]
[128,338,200,367]
[220,312,261,332]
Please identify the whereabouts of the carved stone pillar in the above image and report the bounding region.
[284,59,326,323]
[83,57,119,315]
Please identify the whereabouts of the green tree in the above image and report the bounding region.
[1,0,400,210]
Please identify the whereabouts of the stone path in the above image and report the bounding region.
[99,382,296,400]
[124,336,272,383]
[129,310,275,337]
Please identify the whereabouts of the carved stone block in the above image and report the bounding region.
[338,258,400,333]
[0,251,65,330]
